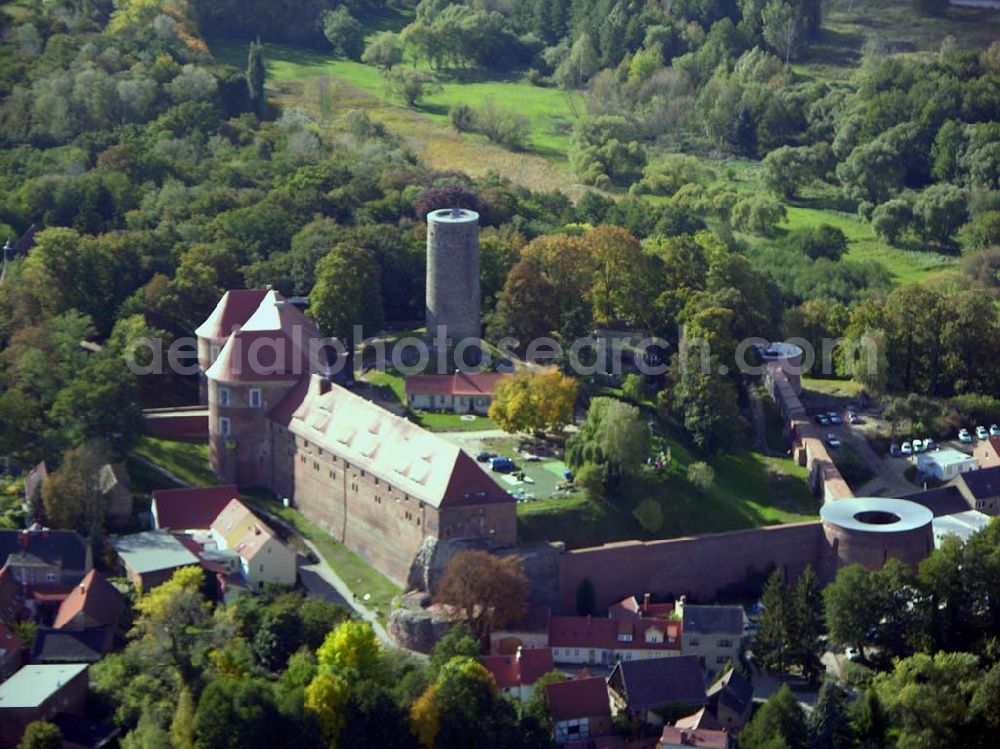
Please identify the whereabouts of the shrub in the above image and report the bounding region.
[687,461,716,493]
[786,225,849,261]
[731,195,787,236]
[449,104,477,133]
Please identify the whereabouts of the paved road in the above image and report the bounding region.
[299,538,393,646]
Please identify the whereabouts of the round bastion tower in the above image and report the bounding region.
[426,208,481,344]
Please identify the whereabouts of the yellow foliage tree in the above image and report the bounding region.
[488,370,577,435]
[409,684,439,749]
[305,671,351,746]
[316,620,381,678]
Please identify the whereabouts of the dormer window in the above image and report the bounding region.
[617,633,633,643]
[219,387,230,407]
[249,388,262,408]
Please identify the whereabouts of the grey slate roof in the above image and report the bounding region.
[32,627,108,663]
[0,529,89,571]
[959,466,1000,499]
[902,486,971,517]
[609,655,706,711]
[707,668,753,716]
[110,531,199,575]
[682,605,745,635]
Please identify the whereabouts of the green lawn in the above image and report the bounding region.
[211,40,582,159]
[129,436,400,622]
[415,411,497,432]
[516,412,819,550]
[801,377,865,399]
[781,204,958,284]
[132,436,216,487]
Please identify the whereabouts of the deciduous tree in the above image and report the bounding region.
[436,551,528,642]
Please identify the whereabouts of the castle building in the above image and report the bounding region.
[198,288,517,587]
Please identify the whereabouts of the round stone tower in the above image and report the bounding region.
[820,496,934,580]
[426,208,481,343]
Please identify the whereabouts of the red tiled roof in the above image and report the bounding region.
[658,726,728,749]
[545,676,611,723]
[550,615,681,652]
[152,485,240,531]
[483,648,555,689]
[205,291,322,384]
[195,289,270,340]
[610,596,675,620]
[404,372,506,397]
[53,570,124,630]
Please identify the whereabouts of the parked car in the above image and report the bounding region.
[828,412,843,425]
[902,442,913,455]
[959,429,972,444]
[826,434,841,448]
[923,437,935,451]
[476,451,496,463]
[912,439,924,453]
[849,414,863,425]
[977,426,989,440]
[890,444,902,457]
[814,414,830,426]
[991,424,1000,437]
[489,456,516,473]
[845,646,863,662]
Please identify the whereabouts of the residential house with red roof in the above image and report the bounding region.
[151,485,240,531]
[53,570,125,635]
[405,372,507,415]
[544,675,613,745]
[482,647,555,701]
[549,614,682,666]
[197,289,517,586]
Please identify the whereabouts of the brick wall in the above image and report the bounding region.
[559,522,827,611]
[208,379,296,487]
[267,424,515,586]
[143,409,209,439]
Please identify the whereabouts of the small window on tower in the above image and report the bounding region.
[249,389,262,408]
[219,388,230,407]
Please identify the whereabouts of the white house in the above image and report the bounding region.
[915,448,979,481]
[209,499,297,589]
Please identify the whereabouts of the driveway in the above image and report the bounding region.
[299,538,393,646]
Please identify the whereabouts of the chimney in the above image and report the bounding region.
[643,592,650,612]
[515,645,523,662]
[19,530,29,548]
[677,595,686,618]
